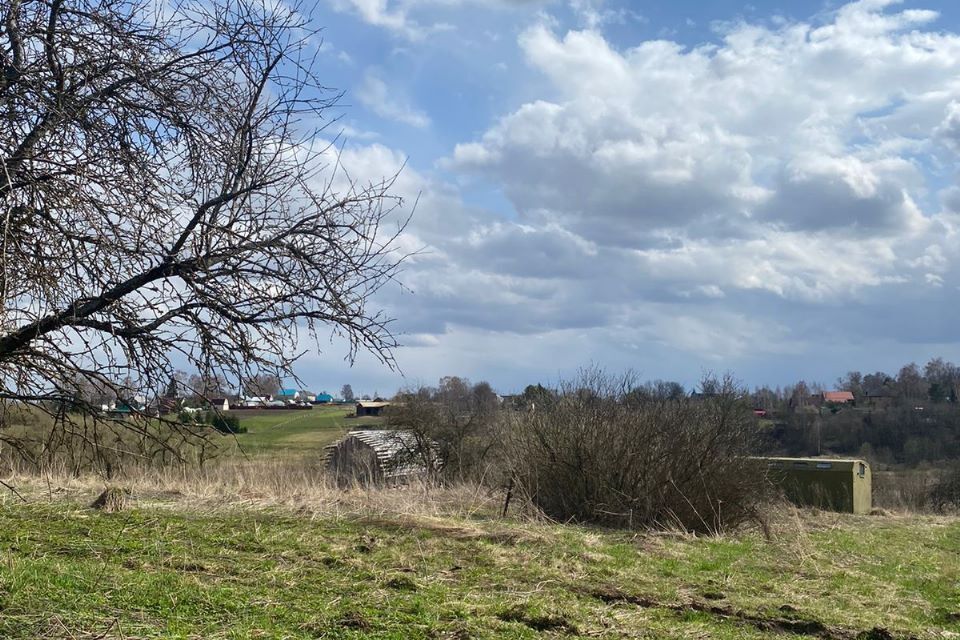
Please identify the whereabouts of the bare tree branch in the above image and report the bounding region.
[0,0,407,471]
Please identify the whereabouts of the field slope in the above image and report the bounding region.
[0,494,956,639]
[221,406,382,457]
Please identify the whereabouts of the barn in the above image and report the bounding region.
[323,430,439,486]
[356,400,390,417]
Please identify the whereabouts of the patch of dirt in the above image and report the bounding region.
[355,534,379,553]
[337,610,371,630]
[940,611,960,624]
[358,516,532,546]
[497,606,578,634]
[385,574,418,591]
[855,629,896,640]
[438,622,474,639]
[581,586,917,639]
[319,555,344,568]
[167,560,209,573]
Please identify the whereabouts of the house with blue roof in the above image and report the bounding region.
[275,389,300,402]
[313,393,333,404]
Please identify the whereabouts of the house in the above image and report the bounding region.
[208,398,230,411]
[356,400,390,417]
[156,397,182,415]
[313,393,334,404]
[323,430,439,486]
[753,408,768,418]
[822,391,855,405]
[242,395,271,407]
[275,389,300,402]
[105,400,144,418]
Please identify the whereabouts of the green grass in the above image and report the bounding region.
[221,406,383,457]
[0,498,956,639]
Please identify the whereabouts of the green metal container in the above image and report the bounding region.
[762,457,872,514]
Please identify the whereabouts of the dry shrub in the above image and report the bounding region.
[872,470,937,512]
[930,465,960,513]
[389,378,502,484]
[871,467,960,514]
[503,371,773,533]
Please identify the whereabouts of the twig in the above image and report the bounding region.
[0,478,26,502]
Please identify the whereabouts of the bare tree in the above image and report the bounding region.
[186,373,231,400]
[0,0,406,467]
[244,373,281,397]
[390,377,503,482]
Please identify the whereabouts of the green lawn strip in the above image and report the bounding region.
[0,502,956,638]
[222,407,368,456]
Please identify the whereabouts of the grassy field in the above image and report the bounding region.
[0,488,956,639]
[221,406,383,457]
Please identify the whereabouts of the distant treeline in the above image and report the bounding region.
[498,358,960,467]
[749,358,960,466]
[751,357,960,410]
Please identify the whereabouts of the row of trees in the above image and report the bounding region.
[752,358,960,411]
[765,404,960,466]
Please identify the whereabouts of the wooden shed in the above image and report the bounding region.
[355,401,390,417]
[762,457,872,514]
[323,430,438,486]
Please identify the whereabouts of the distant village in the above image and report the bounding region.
[100,389,393,418]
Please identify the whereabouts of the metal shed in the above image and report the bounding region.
[762,457,872,514]
[323,430,438,486]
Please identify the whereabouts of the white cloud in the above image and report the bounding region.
[449,0,960,294]
[355,70,431,128]
[300,1,960,391]
[327,0,541,39]
[329,0,426,39]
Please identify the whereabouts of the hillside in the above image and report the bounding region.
[219,405,382,457]
[0,485,956,639]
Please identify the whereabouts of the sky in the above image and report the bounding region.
[287,0,960,396]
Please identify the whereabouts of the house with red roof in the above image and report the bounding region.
[822,391,855,404]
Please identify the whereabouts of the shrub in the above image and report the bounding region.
[872,470,937,512]
[930,465,960,513]
[205,411,246,435]
[388,379,502,483]
[503,371,772,533]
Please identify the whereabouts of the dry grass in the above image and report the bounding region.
[1,457,505,522]
[0,460,957,638]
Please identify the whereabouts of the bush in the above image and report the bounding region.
[205,411,246,435]
[503,371,772,533]
[872,470,937,512]
[388,378,502,483]
[930,465,960,513]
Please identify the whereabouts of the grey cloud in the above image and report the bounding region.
[760,168,920,233]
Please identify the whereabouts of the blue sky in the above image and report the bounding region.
[287,0,960,396]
